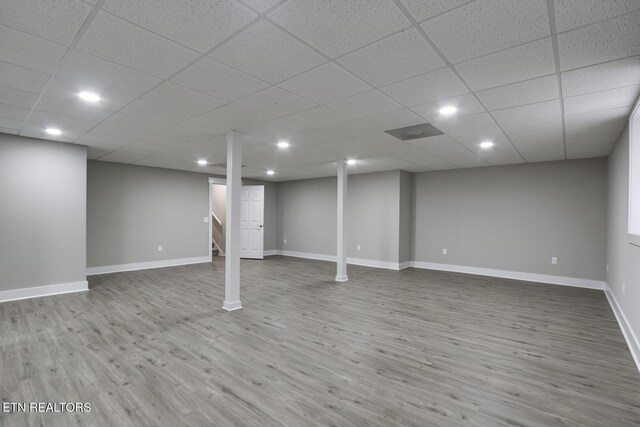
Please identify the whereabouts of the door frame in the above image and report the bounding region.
[209,177,252,259]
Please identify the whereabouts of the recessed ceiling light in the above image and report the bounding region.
[480,141,494,149]
[347,159,357,165]
[78,91,101,103]
[197,159,208,166]
[266,170,275,176]
[439,106,457,115]
[277,140,290,149]
[45,128,62,136]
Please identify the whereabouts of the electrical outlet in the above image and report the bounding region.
[158,245,163,252]
[357,245,361,251]
[606,263,609,272]
[283,238,287,245]
[204,217,209,223]
[623,282,626,293]
[551,257,558,265]
[442,248,447,255]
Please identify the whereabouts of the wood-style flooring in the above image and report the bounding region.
[1,256,639,426]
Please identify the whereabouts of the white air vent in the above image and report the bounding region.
[385,123,444,141]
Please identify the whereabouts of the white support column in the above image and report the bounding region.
[336,159,348,282]
[223,132,243,311]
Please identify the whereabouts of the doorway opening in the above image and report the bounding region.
[208,178,265,260]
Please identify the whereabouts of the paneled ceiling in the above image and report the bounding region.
[0,0,639,181]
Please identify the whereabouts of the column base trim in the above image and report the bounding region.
[335,275,348,282]
[223,301,242,311]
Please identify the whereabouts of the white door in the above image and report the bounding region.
[239,185,264,259]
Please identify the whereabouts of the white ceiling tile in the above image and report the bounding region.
[564,86,640,115]
[423,0,550,64]
[492,100,562,126]
[203,103,273,128]
[398,0,475,22]
[236,87,316,117]
[409,135,488,168]
[455,38,556,90]
[237,0,282,13]
[430,112,497,134]
[554,0,640,32]
[43,76,135,111]
[140,82,226,116]
[475,75,559,110]
[561,55,640,97]
[0,117,24,130]
[19,130,77,143]
[501,116,565,162]
[160,125,222,143]
[320,121,376,140]
[35,96,114,122]
[269,0,410,58]
[0,25,66,73]
[133,154,188,168]
[284,106,350,129]
[290,129,334,145]
[337,28,445,87]
[97,142,164,163]
[565,107,629,158]
[558,11,640,71]
[325,90,403,120]
[0,103,30,121]
[25,110,97,134]
[76,12,199,78]
[359,109,424,131]
[58,51,162,97]
[278,63,371,105]
[120,99,201,124]
[448,130,524,165]
[171,57,269,101]
[176,115,236,136]
[77,131,138,149]
[0,0,92,46]
[410,93,485,122]
[240,118,310,144]
[380,67,468,107]
[210,20,326,84]
[0,86,38,109]
[100,112,170,133]
[91,123,151,141]
[368,157,429,172]
[0,60,50,93]
[103,0,256,53]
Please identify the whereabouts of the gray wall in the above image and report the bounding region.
[607,125,640,342]
[277,171,403,263]
[399,171,414,264]
[87,161,278,268]
[211,184,226,252]
[413,158,608,280]
[87,161,210,267]
[0,135,87,291]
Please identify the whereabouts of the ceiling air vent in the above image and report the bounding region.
[384,123,443,141]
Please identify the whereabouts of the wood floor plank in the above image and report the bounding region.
[1,256,639,426]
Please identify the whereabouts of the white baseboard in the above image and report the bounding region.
[278,250,336,262]
[0,281,88,304]
[263,249,278,256]
[275,250,406,270]
[410,261,605,290]
[604,283,640,373]
[87,256,212,275]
